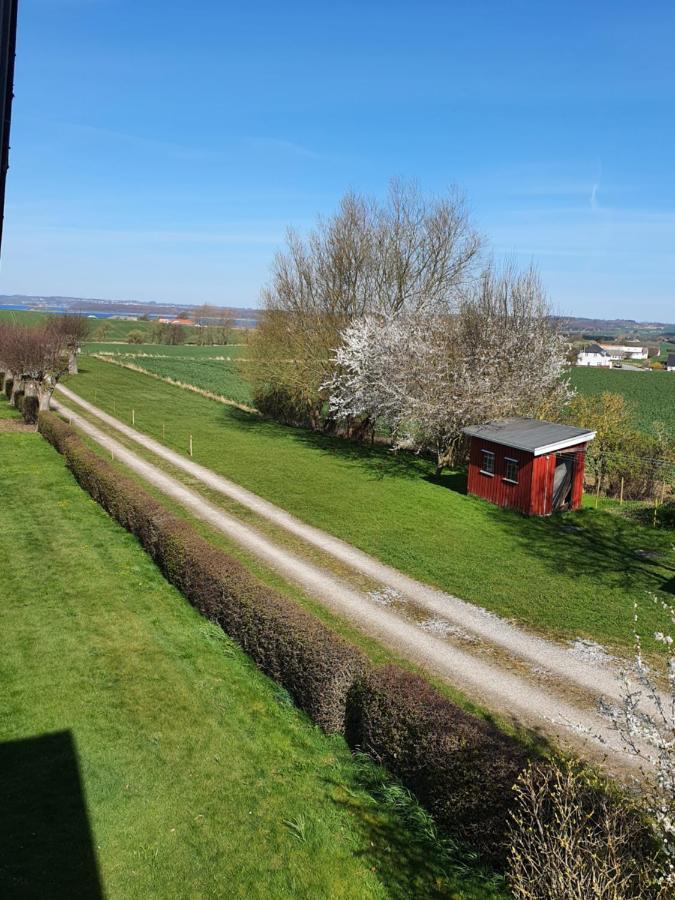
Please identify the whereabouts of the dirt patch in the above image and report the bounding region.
[0,420,36,433]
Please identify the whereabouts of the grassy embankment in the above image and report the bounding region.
[0,413,505,898]
[570,365,675,435]
[63,358,675,653]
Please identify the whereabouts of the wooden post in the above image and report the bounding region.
[189,434,193,457]
[132,408,135,426]
[619,477,624,505]
[595,479,601,509]
[162,422,165,440]
[653,495,658,528]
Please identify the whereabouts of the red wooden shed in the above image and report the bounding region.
[462,417,596,516]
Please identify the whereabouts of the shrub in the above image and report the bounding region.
[507,761,658,899]
[126,329,145,344]
[347,664,528,861]
[4,376,12,399]
[38,412,364,732]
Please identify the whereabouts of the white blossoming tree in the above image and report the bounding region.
[327,264,572,473]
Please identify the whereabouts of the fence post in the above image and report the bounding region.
[619,477,624,505]
[162,422,165,440]
[189,434,193,457]
[132,408,135,426]
[595,479,601,509]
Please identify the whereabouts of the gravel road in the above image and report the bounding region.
[53,385,650,767]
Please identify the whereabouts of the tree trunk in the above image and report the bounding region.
[37,386,53,412]
[68,350,78,375]
[10,377,23,407]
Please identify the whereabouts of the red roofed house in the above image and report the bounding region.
[462,417,596,516]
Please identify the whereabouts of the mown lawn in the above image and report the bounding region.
[65,359,675,653]
[570,365,675,435]
[0,425,504,899]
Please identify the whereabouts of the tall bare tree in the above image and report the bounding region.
[250,181,482,427]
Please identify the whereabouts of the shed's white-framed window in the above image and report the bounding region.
[504,457,519,484]
[480,449,495,476]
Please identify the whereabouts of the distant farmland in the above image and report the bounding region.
[570,366,675,434]
[93,349,253,406]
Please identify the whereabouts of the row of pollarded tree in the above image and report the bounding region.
[0,316,89,420]
[249,180,572,473]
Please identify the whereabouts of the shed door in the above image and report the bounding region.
[552,455,574,511]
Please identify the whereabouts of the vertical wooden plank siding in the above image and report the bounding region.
[467,438,590,515]
[467,438,535,514]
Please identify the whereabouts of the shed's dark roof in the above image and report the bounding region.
[667,353,675,368]
[583,342,610,355]
[462,417,596,455]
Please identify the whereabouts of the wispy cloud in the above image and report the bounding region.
[244,136,325,161]
[589,183,599,210]
[68,122,225,163]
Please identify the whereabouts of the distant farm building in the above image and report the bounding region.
[576,343,612,367]
[667,353,675,372]
[597,343,648,360]
[463,418,596,516]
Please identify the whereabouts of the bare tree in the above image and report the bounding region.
[49,314,90,374]
[0,323,68,411]
[250,181,482,427]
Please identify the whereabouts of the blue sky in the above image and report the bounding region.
[1,0,674,319]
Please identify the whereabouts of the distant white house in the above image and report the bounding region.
[666,353,675,372]
[576,343,612,367]
[597,343,648,360]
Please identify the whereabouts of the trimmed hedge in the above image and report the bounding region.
[347,665,528,861]
[39,410,533,862]
[38,412,365,734]
[22,396,38,424]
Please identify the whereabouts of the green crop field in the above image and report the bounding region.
[657,341,675,362]
[84,341,248,358]
[570,366,675,434]
[87,349,253,405]
[0,412,503,898]
[64,358,675,654]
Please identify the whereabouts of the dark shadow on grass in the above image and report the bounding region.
[325,757,507,899]
[225,407,464,485]
[482,502,675,596]
[0,731,102,899]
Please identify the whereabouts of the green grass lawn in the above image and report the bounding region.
[64,359,675,654]
[0,424,505,899]
[0,399,20,419]
[570,365,675,434]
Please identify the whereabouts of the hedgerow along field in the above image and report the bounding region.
[0,419,506,898]
[65,358,675,653]
[570,366,675,435]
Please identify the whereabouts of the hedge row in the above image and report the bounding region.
[39,410,529,862]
